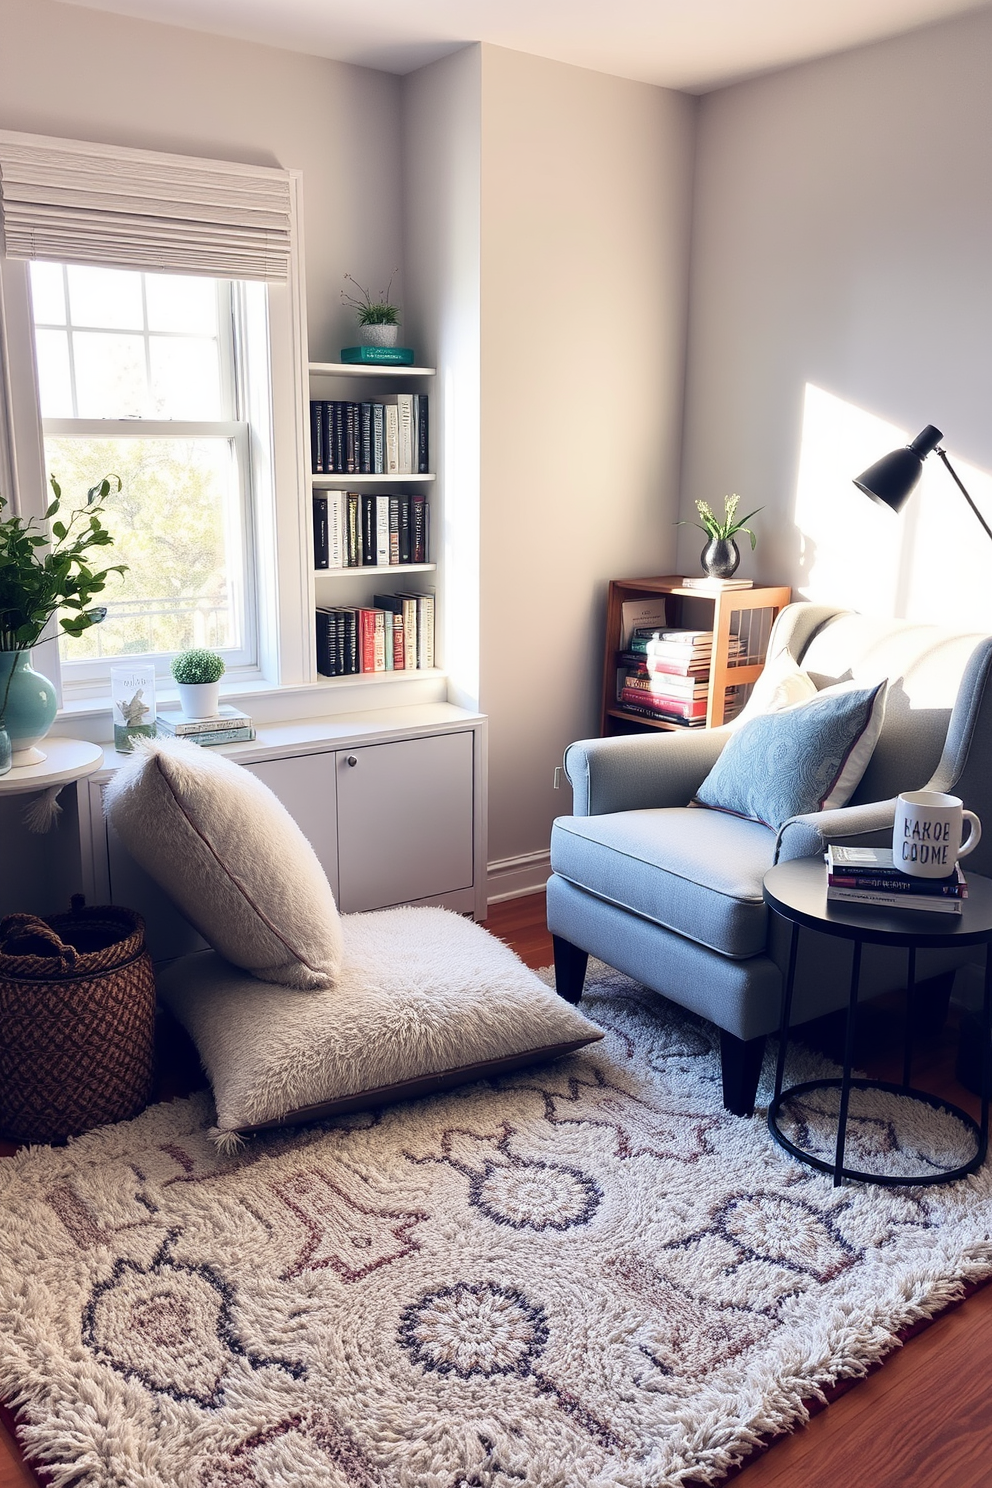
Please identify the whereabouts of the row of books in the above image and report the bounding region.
[616,627,744,726]
[315,593,435,677]
[313,492,428,570]
[826,845,967,915]
[309,395,429,475]
[155,705,255,747]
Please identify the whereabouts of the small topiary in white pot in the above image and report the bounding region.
[171,648,225,720]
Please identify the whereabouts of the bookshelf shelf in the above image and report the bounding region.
[601,575,791,735]
[312,472,435,486]
[309,361,436,378]
[314,563,436,579]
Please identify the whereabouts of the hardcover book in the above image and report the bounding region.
[156,705,252,736]
[312,493,328,569]
[339,345,415,365]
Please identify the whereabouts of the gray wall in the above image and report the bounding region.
[0,0,403,363]
[478,46,695,873]
[678,8,992,629]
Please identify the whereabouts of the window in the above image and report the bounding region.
[30,262,255,680]
[0,129,312,697]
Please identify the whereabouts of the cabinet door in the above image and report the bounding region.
[245,753,339,898]
[335,732,474,912]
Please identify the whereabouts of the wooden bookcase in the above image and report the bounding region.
[601,576,792,735]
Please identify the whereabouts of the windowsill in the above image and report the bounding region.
[53,669,454,743]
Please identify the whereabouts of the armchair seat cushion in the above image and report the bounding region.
[551,807,777,959]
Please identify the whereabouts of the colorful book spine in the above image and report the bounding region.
[827,871,965,897]
[411,495,428,563]
[620,688,708,720]
[358,608,386,673]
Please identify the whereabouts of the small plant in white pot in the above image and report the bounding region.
[341,272,401,347]
[171,648,225,720]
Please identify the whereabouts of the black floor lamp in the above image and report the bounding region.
[853,425,992,545]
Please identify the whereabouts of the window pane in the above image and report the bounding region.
[66,265,144,330]
[72,332,148,418]
[45,436,243,662]
[34,329,74,418]
[145,274,218,335]
[29,262,66,325]
[149,336,222,419]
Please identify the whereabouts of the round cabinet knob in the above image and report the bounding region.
[346,755,358,767]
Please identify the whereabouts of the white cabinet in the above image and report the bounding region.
[79,708,486,963]
[335,733,474,912]
[246,752,340,898]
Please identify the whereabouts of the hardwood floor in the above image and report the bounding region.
[1,889,989,1487]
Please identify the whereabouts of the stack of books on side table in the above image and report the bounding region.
[826,845,967,915]
[617,627,744,725]
[155,706,255,747]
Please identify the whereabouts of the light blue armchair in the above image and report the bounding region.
[548,603,992,1114]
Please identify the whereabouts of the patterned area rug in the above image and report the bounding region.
[2,962,991,1488]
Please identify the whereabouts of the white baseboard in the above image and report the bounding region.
[487,850,551,905]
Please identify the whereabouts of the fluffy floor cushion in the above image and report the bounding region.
[105,737,343,991]
[157,907,602,1143]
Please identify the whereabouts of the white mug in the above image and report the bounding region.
[892,790,981,879]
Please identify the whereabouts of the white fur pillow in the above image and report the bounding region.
[104,737,343,990]
[157,907,603,1142]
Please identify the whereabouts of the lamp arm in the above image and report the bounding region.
[936,447,992,546]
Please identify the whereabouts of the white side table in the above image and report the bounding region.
[0,738,105,831]
[0,737,104,795]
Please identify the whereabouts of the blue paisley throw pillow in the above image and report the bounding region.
[694,680,886,831]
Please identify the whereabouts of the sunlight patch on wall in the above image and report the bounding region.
[794,384,992,629]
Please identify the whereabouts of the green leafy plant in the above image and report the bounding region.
[681,493,762,550]
[0,474,125,654]
[170,647,225,685]
[341,272,400,326]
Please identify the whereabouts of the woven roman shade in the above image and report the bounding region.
[0,130,293,281]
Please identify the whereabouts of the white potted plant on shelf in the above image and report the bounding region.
[171,648,225,720]
[341,272,401,347]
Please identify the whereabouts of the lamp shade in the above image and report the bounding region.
[853,425,943,513]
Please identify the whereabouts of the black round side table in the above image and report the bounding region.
[763,857,992,1187]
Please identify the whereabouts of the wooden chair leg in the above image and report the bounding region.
[720,1030,767,1116]
[552,935,588,1004]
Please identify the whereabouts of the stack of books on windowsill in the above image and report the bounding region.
[826,845,967,915]
[617,627,743,725]
[155,706,255,747]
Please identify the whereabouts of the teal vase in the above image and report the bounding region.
[0,651,58,766]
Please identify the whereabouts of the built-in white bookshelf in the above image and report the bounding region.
[307,360,439,689]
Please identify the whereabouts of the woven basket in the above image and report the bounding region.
[0,896,155,1143]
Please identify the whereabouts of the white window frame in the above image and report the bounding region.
[0,135,313,709]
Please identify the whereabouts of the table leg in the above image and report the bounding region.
[774,921,801,1102]
[902,944,917,1090]
[833,937,863,1186]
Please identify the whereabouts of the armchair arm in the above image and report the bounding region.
[775,798,898,863]
[564,728,730,817]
